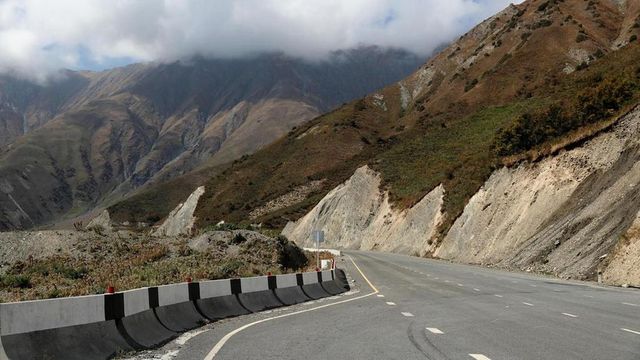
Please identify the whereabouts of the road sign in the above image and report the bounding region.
[313,230,325,243]
[312,230,325,269]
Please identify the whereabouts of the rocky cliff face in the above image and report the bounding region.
[153,186,205,237]
[284,106,640,286]
[282,166,444,257]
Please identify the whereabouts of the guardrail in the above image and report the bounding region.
[0,268,350,360]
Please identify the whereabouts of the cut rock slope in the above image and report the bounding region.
[283,166,444,257]
[285,106,640,285]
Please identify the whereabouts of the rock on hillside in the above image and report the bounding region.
[153,186,205,237]
[282,166,444,257]
[284,106,640,286]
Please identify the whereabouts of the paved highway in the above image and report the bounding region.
[130,250,640,360]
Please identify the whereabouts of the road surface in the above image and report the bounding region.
[132,250,640,360]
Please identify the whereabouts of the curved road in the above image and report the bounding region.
[136,250,640,360]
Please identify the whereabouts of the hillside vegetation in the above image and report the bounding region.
[110,0,640,239]
[0,230,310,302]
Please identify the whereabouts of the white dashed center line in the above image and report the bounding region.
[377,294,385,298]
[529,284,537,287]
[401,312,414,317]
[469,354,492,360]
[426,327,444,334]
[473,288,480,292]
[522,302,534,306]
[444,280,451,283]
[457,283,464,287]
[386,302,396,306]
[622,302,638,307]
[494,294,503,298]
[562,312,578,318]
[621,328,640,335]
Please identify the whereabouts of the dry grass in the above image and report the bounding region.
[0,231,315,303]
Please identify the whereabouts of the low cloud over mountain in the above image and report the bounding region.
[0,0,517,80]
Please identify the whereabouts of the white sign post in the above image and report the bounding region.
[312,230,325,270]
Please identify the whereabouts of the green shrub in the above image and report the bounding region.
[464,79,478,92]
[1,275,32,289]
[230,233,247,245]
[495,77,637,156]
[277,235,308,270]
[537,1,549,12]
[219,260,243,278]
[576,33,588,43]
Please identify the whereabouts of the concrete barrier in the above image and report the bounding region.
[301,271,331,299]
[0,268,347,359]
[334,268,350,291]
[119,287,178,349]
[274,273,310,305]
[0,294,133,360]
[237,276,284,312]
[320,270,343,295]
[196,279,250,320]
[154,283,208,332]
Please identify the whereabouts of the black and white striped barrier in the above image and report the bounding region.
[0,269,349,360]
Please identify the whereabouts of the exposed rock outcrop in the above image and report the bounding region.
[282,166,444,256]
[86,210,112,232]
[153,186,205,237]
[603,209,640,287]
[437,106,640,281]
[285,106,640,285]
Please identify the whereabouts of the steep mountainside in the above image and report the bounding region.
[285,105,640,285]
[0,47,422,230]
[112,0,640,228]
[109,0,640,286]
[0,72,89,147]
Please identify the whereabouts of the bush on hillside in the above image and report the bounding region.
[495,77,637,156]
[277,235,308,270]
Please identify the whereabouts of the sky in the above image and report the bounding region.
[0,0,519,82]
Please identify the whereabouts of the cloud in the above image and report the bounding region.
[0,0,518,81]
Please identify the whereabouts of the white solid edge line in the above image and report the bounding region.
[426,327,444,334]
[621,328,640,335]
[401,312,414,317]
[562,312,578,318]
[203,255,378,360]
[469,354,492,360]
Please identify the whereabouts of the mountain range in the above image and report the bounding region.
[0,47,422,230]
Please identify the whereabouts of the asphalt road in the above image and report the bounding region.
[134,250,640,360]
